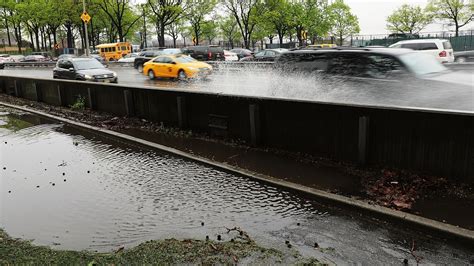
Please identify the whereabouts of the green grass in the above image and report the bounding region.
[0,229,292,265]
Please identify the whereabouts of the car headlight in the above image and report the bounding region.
[187,67,198,71]
[112,72,117,77]
[84,74,93,80]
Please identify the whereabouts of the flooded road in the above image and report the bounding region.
[1,65,473,112]
[0,106,473,264]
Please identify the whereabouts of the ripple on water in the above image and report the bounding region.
[1,111,472,264]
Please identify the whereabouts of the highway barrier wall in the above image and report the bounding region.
[1,76,473,181]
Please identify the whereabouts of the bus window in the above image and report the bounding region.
[121,46,127,51]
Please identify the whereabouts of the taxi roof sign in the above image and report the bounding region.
[81,12,91,23]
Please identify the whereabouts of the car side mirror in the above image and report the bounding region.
[69,68,75,72]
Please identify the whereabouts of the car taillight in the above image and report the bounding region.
[439,50,447,57]
[208,51,212,59]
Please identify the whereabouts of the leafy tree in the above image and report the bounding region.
[201,20,218,44]
[185,0,217,45]
[166,19,183,47]
[219,15,240,48]
[147,0,184,47]
[95,0,142,42]
[427,0,474,36]
[329,0,360,46]
[263,0,291,45]
[386,4,432,34]
[223,0,264,49]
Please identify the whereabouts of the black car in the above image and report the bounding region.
[53,58,117,83]
[181,45,224,61]
[454,50,474,62]
[134,50,163,72]
[240,49,288,61]
[229,48,253,60]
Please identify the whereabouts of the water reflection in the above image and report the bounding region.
[0,107,472,264]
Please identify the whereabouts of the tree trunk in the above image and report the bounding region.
[173,37,177,48]
[29,30,34,51]
[66,23,73,48]
[455,21,459,37]
[34,29,40,51]
[5,16,11,46]
[159,22,165,47]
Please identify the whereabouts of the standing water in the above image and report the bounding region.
[0,106,472,264]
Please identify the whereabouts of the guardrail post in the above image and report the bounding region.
[13,80,20,97]
[87,87,95,110]
[123,89,134,116]
[56,84,65,106]
[33,82,42,102]
[177,96,187,128]
[358,116,370,165]
[249,103,261,146]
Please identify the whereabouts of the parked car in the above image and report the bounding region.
[389,39,454,63]
[240,48,288,61]
[181,45,224,61]
[224,50,239,61]
[31,52,53,61]
[10,55,25,62]
[134,50,163,72]
[275,47,471,86]
[53,57,117,83]
[86,54,107,66]
[229,48,253,60]
[23,55,48,62]
[118,53,139,63]
[0,54,14,63]
[454,50,474,62]
[58,54,75,60]
[143,54,212,80]
[161,48,183,55]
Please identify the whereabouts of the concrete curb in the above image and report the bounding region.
[1,101,473,243]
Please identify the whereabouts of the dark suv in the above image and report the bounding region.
[134,50,163,72]
[182,45,224,61]
[275,47,473,86]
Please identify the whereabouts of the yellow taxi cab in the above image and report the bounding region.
[307,43,338,48]
[143,54,213,80]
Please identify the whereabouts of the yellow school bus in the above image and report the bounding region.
[96,42,132,61]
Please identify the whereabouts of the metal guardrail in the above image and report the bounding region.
[3,62,56,67]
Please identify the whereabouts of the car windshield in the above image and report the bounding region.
[399,52,447,76]
[74,59,105,70]
[174,56,197,63]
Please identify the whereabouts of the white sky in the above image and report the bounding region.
[344,0,473,34]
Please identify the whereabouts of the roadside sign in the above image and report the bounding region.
[81,12,91,23]
[54,43,60,49]
[301,31,307,39]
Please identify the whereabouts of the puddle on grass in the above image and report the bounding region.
[0,106,473,264]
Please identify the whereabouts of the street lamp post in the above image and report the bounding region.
[83,0,90,56]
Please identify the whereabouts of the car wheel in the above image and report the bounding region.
[138,64,144,73]
[177,70,187,80]
[455,57,466,63]
[148,70,155,80]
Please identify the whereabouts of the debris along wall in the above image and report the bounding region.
[1,76,473,181]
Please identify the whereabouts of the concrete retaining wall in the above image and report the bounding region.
[1,76,473,181]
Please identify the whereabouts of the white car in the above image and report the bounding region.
[223,50,239,61]
[118,53,139,63]
[389,39,454,63]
